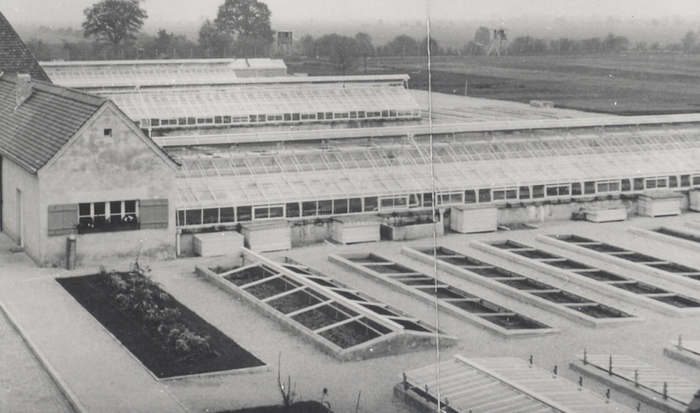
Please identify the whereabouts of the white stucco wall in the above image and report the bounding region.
[38,105,177,267]
[1,156,41,262]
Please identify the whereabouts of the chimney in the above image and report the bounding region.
[15,74,32,109]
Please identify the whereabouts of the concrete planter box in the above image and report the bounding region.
[691,189,700,212]
[380,221,443,241]
[637,191,682,217]
[239,220,291,252]
[194,231,244,257]
[450,205,497,233]
[331,216,381,244]
[584,207,627,223]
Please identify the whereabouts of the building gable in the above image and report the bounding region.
[0,12,51,82]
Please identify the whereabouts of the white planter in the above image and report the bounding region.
[240,220,291,252]
[331,217,381,244]
[450,205,497,234]
[193,231,244,257]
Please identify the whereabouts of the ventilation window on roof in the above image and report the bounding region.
[104,128,112,137]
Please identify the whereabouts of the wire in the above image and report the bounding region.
[425,3,442,412]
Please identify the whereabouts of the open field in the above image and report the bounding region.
[288,53,700,115]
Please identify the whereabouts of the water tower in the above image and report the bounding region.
[486,28,508,57]
[277,30,293,55]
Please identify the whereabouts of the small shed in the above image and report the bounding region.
[450,205,497,234]
[637,191,683,217]
[331,216,381,244]
[240,220,291,252]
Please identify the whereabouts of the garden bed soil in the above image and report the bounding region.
[58,274,264,378]
[222,401,331,413]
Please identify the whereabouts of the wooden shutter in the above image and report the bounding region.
[48,204,78,236]
[139,199,169,229]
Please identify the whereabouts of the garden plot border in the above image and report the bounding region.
[539,234,700,295]
[472,240,700,318]
[56,272,268,382]
[664,339,700,369]
[628,226,700,254]
[402,246,640,328]
[396,354,636,413]
[329,252,557,338]
[570,354,696,413]
[196,248,456,361]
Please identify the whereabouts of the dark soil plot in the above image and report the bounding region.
[656,227,700,243]
[610,252,659,263]
[500,278,552,291]
[533,291,588,304]
[332,290,367,301]
[345,255,390,264]
[574,270,627,282]
[581,243,628,254]
[546,259,592,271]
[398,278,438,286]
[651,295,700,308]
[482,314,546,330]
[391,319,431,333]
[360,304,397,316]
[570,305,631,319]
[245,277,301,300]
[365,264,415,274]
[306,277,337,288]
[318,318,383,349]
[419,287,467,299]
[450,300,500,314]
[267,290,324,315]
[224,266,278,286]
[513,249,560,260]
[555,235,594,244]
[648,262,699,274]
[491,241,529,250]
[57,274,264,378]
[468,266,516,278]
[291,303,356,331]
[440,256,484,266]
[612,282,665,295]
[222,401,330,413]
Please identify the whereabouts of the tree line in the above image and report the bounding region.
[22,0,700,64]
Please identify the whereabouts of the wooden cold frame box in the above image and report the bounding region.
[240,220,291,252]
[637,191,683,217]
[450,205,497,234]
[194,231,245,257]
[331,216,381,244]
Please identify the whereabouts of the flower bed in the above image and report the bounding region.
[58,268,264,378]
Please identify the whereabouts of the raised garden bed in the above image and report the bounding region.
[58,269,264,379]
[380,219,443,241]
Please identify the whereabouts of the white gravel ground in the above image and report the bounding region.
[143,212,700,413]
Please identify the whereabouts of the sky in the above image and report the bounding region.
[4,0,700,27]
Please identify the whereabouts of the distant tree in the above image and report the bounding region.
[473,26,491,53]
[25,38,51,61]
[315,34,359,75]
[236,34,271,57]
[581,37,603,53]
[82,0,147,46]
[354,32,373,73]
[420,36,440,55]
[214,0,274,44]
[603,33,629,53]
[299,34,315,57]
[154,29,173,58]
[198,18,234,57]
[386,35,419,56]
[510,36,548,55]
[682,30,697,52]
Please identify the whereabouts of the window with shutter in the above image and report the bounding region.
[139,199,169,229]
[48,204,78,236]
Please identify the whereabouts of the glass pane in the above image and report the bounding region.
[478,189,491,203]
[620,179,631,192]
[584,181,596,194]
[185,209,202,225]
[286,203,300,218]
[94,202,106,216]
[333,199,348,214]
[364,197,378,212]
[237,206,252,222]
[270,207,284,218]
[519,186,530,199]
[318,200,332,215]
[79,203,91,216]
[571,183,582,196]
[634,178,644,190]
[533,185,545,198]
[220,207,235,223]
[349,198,362,213]
[203,208,219,223]
[465,190,477,203]
[254,207,269,219]
[110,201,122,214]
[302,201,317,217]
